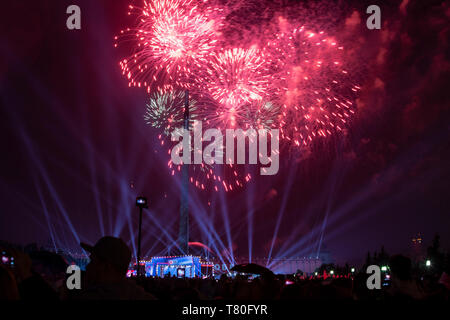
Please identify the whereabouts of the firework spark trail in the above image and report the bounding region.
[239,100,281,130]
[163,140,252,193]
[264,26,361,148]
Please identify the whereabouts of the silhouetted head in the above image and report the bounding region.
[389,254,412,281]
[0,265,19,300]
[81,236,131,285]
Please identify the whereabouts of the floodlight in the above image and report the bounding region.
[136,196,148,208]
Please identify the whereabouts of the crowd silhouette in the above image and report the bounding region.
[1,236,449,301]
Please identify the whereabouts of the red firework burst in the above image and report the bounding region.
[204,47,276,128]
[265,25,361,147]
[206,48,270,106]
[116,0,223,93]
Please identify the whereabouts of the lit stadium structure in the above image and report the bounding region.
[127,255,329,278]
[129,255,214,278]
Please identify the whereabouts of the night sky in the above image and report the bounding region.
[1,0,449,265]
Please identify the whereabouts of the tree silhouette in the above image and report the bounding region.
[427,233,445,274]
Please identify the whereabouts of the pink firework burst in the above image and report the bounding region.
[265,25,361,148]
[204,47,274,127]
[116,0,223,93]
